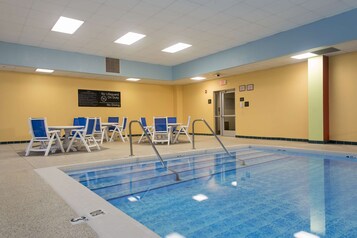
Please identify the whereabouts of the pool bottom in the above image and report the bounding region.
[75,148,357,238]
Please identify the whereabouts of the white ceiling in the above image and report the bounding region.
[0,0,356,66]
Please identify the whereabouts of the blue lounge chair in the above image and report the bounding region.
[138,117,153,144]
[25,117,64,156]
[173,116,192,144]
[152,117,170,145]
[66,117,100,152]
[110,117,128,142]
[94,117,108,144]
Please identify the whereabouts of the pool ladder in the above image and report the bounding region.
[192,118,245,166]
[128,120,181,181]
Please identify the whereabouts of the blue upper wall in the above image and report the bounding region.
[172,8,357,79]
[0,41,172,80]
[0,8,356,81]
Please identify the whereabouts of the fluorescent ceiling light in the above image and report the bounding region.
[114,32,146,45]
[294,231,320,238]
[191,76,206,80]
[192,194,208,202]
[126,78,141,82]
[51,16,84,34]
[162,43,192,53]
[36,68,54,73]
[291,52,317,59]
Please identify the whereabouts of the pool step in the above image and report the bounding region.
[84,152,281,190]
[96,154,290,201]
[76,150,272,184]
[66,147,253,178]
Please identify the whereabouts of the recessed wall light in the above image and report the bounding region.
[126,78,141,81]
[114,32,146,45]
[36,68,54,73]
[162,43,192,53]
[51,16,84,34]
[291,52,317,59]
[191,76,206,80]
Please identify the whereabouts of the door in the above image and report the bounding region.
[214,90,236,137]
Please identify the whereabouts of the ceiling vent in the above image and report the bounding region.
[312,47,340,55]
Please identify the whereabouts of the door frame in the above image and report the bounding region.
[214,89,236,137]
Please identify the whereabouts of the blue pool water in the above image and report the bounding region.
[66,147,357,237]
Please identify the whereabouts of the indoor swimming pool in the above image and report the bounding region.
[65,147,357,238]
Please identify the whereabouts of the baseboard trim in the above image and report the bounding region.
[329,140,357,145]
[308,140,329,144]
[2,137,356,146]
[0,140,30,144]
[236,135,308,142]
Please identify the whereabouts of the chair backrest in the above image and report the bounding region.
[168,117,177,131]
[185,116,191,127]
[167,117,177,124]
[78,117,86,126]
[140,117,147,127]
[84,118,96,136]
[154,117,168,132]
[73,117,79,126]
[108,117,119,130]
[95,117,102,132]
[121,117,128,130]
[28,118,49,139]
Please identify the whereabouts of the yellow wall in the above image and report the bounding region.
[0,71,175,141]
[329,52,357,142]
[182,62,308,139]
[1,51,356,143]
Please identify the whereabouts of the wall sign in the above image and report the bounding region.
[247,84,254,91]
[78,89,121,107]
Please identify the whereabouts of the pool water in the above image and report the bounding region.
[66,147,357,238]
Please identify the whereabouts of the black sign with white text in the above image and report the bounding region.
[78,89,121,107]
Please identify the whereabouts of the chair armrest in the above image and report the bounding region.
[49,130,61,134]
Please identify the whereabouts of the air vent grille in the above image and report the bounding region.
[312,47,340,55]
[105,57,120,73]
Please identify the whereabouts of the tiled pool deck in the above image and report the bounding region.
[1,136,357,238]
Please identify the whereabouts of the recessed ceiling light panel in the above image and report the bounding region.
[291,52,317,60]
[191,76,206,80]
[51,16,84,34]
[162,43,192,53]
[36,68,54,73]
[114,32,146,45]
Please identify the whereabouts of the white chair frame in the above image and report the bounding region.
[110,117,128,142]
[138,117,153,144]
[25,117,64,156]
[152,117,171,145]
[173,116,192,144]
[94,117,108,144]
[66,117,101,152]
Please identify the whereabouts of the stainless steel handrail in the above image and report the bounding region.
[192,118,245,165]
[128,120,180,181]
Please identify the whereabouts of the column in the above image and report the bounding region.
[308,56,329,142]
